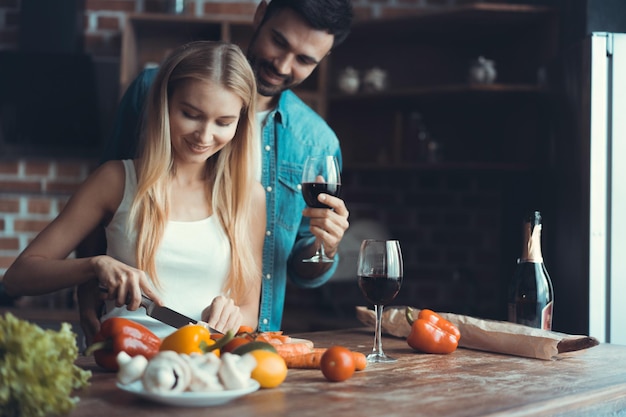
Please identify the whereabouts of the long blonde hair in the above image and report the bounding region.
[129,41,259,303]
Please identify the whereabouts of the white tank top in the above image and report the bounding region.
[100,160,231,338]
[253,110,271,181]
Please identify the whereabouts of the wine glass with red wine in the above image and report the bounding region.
[301,155,342,263]
[357,239,403,363]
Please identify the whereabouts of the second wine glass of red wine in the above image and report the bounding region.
[357,239,403,363]
[301,155,342,263]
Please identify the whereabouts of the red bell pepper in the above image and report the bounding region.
[406,307,461,354]
[84,317,162,371]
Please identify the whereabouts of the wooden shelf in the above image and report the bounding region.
[343,162,536,172]
[329,83,551,102]
[118,4,559,170]
[349,3,557,40]
[326,3,559,169]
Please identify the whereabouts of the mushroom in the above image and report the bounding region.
[116,351,148,385]
[218,352,257,390]
[185,353,224,392]
[141,351,191,393]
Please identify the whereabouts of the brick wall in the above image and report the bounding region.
[326,168,512,317]
[280,166,526,332]
[0,159,95,308]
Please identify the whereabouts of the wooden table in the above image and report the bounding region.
[70,328,626,417]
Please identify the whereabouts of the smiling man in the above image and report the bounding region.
[78,0,354,341]
[247,2,336,107]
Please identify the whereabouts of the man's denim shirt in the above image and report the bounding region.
[258,90,341,331]
[103,69,341,332]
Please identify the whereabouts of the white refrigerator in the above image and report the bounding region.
[587,32,626,344]
[553,31,626,343]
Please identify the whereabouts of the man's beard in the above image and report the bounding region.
[247,50,300,97]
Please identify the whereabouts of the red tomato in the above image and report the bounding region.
[221,336,252,354]
[320,346,355,382]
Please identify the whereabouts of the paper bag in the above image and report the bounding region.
[356,306,599,360]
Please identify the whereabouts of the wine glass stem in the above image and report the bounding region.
[373,304,384,355]
[318,241,327,258]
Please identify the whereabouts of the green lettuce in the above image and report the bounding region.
[0,312,91,417]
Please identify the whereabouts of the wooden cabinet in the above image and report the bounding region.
[120,13,252,95]
[119,13,327,114]
[325,3,559,170]
[119,4,558,170]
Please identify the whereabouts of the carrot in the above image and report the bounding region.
[352,351,367,371]
[274,342,316,358]
[255,331,292,345]
[282,348,368,371]
[282,348,326,369]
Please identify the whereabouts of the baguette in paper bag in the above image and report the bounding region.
[356,306,599,360]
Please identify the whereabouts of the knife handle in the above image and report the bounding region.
[140,293,153,311]
[98,285,152,310]
[140,293,150,305]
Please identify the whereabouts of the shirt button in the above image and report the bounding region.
[265,274,272,280]
[296,184,302,190]
[266,186,272,192]
[266,230,272,236]
[262,318,268,325]
[265,145,271,151]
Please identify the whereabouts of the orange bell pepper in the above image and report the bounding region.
[417,308,461,341]
[159,324,235,356]
[406,307,461,354]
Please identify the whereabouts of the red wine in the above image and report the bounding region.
[507,211,554,330]
[301,182,342,208]
[358,274,402,305]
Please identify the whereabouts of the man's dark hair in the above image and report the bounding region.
[263,0,353,48]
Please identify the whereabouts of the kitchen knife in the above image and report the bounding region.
[139,294,223,334]
[98,285,221,334]
[139,294,196,328]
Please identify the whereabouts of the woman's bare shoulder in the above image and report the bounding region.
[93,160,126,180]
[79,160,127,206]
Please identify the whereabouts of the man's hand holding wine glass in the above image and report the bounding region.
[302,189,350,259]
[297,155,350,267]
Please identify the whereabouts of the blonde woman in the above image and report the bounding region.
[4,41,265,338]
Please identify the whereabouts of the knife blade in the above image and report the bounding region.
[139,294,223,334]
[97,285,221,334]
[140,294,197,328]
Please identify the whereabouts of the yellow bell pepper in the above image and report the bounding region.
[160,324,234,356]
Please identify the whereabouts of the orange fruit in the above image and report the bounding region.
[320,346,355,382]
[249,349,288,388]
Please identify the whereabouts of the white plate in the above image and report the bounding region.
[117,379,260,407]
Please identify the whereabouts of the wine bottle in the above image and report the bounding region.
[507,211,554,330]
